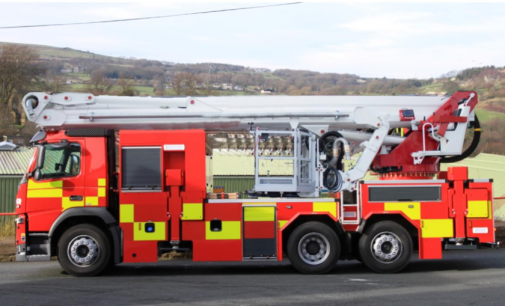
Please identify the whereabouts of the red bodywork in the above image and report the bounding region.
[373,91,478,175]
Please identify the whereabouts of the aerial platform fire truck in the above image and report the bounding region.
[4,91,496,276]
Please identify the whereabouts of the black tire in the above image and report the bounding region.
[358,221,412,273]
[58,224,111,277]
[287,222,341,274]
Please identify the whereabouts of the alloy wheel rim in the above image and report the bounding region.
[370,231,403,264]
[298,232,330,265]
[67,235,100,267]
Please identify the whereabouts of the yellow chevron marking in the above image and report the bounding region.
[205,221,241,240]
[313,202,337,218]
[181,203,203,220]
[133,222,166,241]
[244,206,275,221]
[421,219,453,238]
[467,200,488,218]
[62,197,84,211]
[28,180,63,190]
[27,189,62,198]
[385,202,421,220]
[85,196,98,206]
[98,178,106,187]
[120,204,134,223]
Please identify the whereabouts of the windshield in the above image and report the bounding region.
[39,143,81,179]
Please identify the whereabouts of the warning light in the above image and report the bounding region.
[145,222,155,233]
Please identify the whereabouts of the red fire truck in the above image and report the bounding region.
[5,91,496,276]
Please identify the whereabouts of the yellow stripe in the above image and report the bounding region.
[181,203,203,220]
[421,219,453,238]
[62,197,83,211]
[244,206,275,221]
[205,221,241,240]
[120,204,134,223]
[278,220,288,229]
[474,128,481,132]
[85,197,98,206]
[98,178,106,186]
[28,180,63,189]
[467,200,488,218]
[133,222,166,241]
[98,187,106,197]
[384,202,421,220]
[27,189,62,198]
[313,202,337,218]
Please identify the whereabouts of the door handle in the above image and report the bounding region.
[69,195,83,201]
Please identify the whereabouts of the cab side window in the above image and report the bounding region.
[40,143,81,179]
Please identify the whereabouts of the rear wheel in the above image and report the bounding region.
[58,224,110,277]
[359,221,412,273]
[287,222,340,274]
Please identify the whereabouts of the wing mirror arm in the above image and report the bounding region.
[33,145,46,181]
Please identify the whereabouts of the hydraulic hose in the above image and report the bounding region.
[319,131,345,171]
[440,114,481,163]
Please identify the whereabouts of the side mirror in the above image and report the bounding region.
[36,145,46,170]
[33,169,41,181]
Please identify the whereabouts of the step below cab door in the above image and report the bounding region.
[242,205,277,259]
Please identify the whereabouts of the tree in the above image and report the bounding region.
[44,71,70,93]
[152,75,166,96]
[171,72,201,96]
[87,69,113,95]
[117,75,136,96]
[0,45,43,124]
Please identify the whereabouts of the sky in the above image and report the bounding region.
[0,1,504,79]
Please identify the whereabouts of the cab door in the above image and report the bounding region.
[26,140,85,232]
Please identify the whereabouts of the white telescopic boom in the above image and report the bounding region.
[22,92,449,134]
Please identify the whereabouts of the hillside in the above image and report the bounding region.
[0,41,116,61]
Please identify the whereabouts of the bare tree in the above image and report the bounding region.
[86,69,113,95]
[0,45,43,124]
[171,73,185,96]
[153,75,166,96]
[117,74,136,96]
[45,71,70,93]
[170,72,201,96]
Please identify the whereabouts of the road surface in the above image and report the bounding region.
[1,249,504,305]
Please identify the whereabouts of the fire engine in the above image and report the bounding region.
[3,91,496,276]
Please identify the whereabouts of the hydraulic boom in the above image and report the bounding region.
[22,91,479,193]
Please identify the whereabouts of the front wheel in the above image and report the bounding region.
[287,222,341,274]
[358,221,412,273]
[58,224,111,277]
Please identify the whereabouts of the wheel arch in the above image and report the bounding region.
[49,208,121,264]
[281,213,344,254]
[360,213,419,250]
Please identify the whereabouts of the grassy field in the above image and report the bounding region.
[68,72,90,81]
[475,108,505,122]
[417,82,444,93]
[0,41,115,61]
[0,216,15,238]
[212,90,259,96]
[263,73,284,80]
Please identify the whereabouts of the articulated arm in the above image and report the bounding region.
[334,115,391,192]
